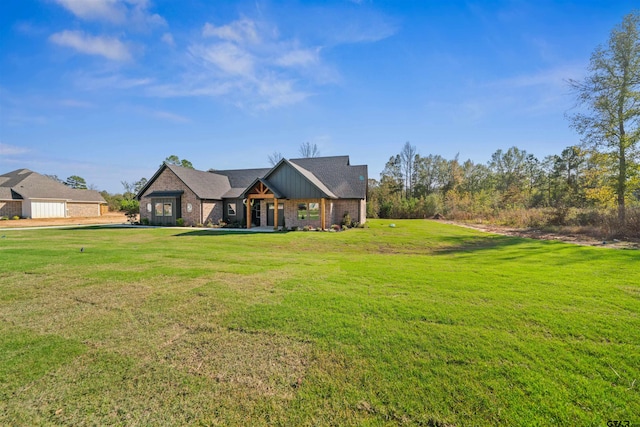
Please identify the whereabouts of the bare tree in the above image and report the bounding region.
[268,151,284,165]
[299,142,320,158]
[399,142,417,198]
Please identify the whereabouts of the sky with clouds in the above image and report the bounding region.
[0,0,637,192]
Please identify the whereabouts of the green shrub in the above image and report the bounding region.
[11,215,20,220]
[140,218,150,225]
[176,218,185,227]
[120,199,139,224]
[342,212,351,227]
[0,216,8,220]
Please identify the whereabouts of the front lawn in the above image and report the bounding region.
[1,220,638,425]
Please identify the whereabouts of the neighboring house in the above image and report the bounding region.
[0,169,106,218]
[137,156,368,229]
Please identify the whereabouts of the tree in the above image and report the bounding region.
[163,155,194,169]
[44,174,64,184]
[134,178,148,193]
[268,151,283,165]
[399,142,417,198]
[66,175,87,189]
[299,142,320,158]
[568,12,640,222]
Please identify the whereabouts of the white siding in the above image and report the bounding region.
[29,200,66,218]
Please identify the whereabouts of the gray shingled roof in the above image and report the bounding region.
[140,156,367,201]
[0,169,106,202]
[213,168,271,198]
[290,156,367,199]
[165,164,231,199]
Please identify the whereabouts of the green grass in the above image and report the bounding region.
[0,220,638,426]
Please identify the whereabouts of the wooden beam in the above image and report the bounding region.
[246,195,251,229]
[320,198,326,230]
[273,198,279,230]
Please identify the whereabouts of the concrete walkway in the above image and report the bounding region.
[0,224,277,232]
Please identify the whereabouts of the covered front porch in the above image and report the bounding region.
[244,180,328,230]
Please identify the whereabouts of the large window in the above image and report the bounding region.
[309,202,320,219]
[228,203,237,216]
[297,203,307,220]
[154,201,173,217]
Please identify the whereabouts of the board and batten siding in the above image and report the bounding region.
[268,165,326,199]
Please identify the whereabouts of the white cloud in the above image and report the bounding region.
[59,99,95,108]
[76,73,153,90]
[50,30,132,61]
[161,32,175,46]
[275,48,320,68]
[190,42,255,76]
[149,110,191,123]
[52,0,166,28]
[0,142,30,156]
[202,19,260,44]
[53,0,127,23]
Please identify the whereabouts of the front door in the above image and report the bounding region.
[267,203,284,227]
[152,198,178,225]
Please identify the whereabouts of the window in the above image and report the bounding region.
[228,203,236,216]
[308,202,320,220]
[297,203,307,220]
[154,202,173,216]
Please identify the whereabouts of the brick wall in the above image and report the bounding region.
[67,202,102,217]
[202,201,222,225]
[280,198,365,229]
[330,199,364,225]
[0,201,22,218]
[140,168,202,226]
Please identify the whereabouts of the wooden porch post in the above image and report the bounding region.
[246,195,251,229]
[273,198,279,230]
[320,198,326,230]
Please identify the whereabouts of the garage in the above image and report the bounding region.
[29,200,66,218]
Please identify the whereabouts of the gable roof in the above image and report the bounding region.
[270,158,338,198]
[289,156,367,199]
[0,169,106,202]
[213,168,271,198]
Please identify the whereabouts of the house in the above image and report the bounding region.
[137,156,368,229]
[0,169,107,218]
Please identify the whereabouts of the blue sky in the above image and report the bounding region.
[0,0,637,192]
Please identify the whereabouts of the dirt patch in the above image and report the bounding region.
[446,221,640,250]
[0,212,133,228]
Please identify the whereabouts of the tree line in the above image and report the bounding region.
[369,12,640,236]
[369,142,638,221]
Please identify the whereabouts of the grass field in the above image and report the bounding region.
[1,220,638,426]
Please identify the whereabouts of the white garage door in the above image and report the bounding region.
[31,201,66,218]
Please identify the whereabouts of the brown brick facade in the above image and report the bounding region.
[0,201,22,218]
[139,168,223,226]
[202,201,222,225]
[280,198,365,229]
[67,202,102,217]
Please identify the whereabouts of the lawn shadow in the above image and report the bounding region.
[433,232,615,264]
[173,230,278,237]
[433,234,523,254]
